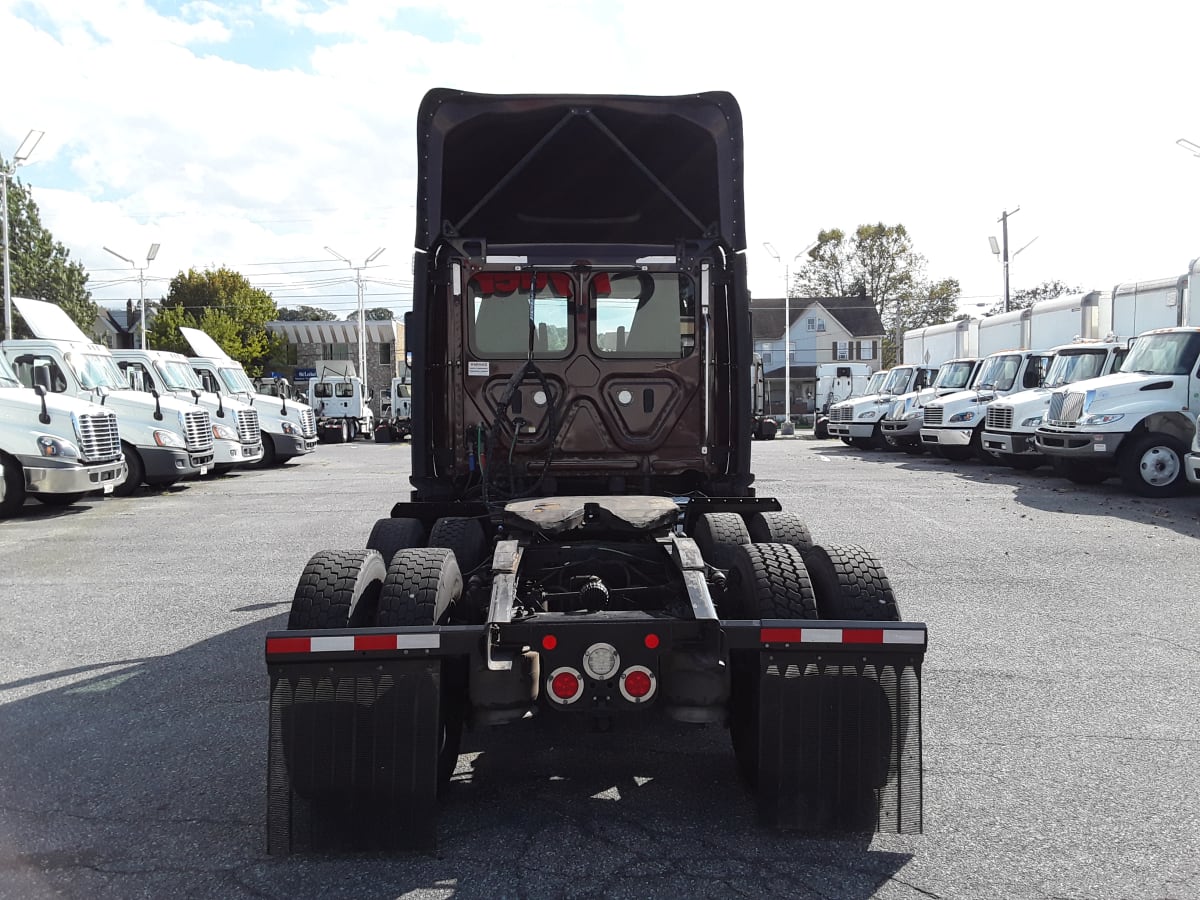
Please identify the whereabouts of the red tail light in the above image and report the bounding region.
[619,666,656,702]
[547,667,584,704]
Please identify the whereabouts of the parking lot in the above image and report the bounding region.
[1,437,1197,900]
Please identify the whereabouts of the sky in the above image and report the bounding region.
[3,0,1199,323]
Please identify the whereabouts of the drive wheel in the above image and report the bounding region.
[728,542,817,786]
[288,549,387,629]
[0,453,26,517]
[428,516,489,578]
[366,516,426,566]
[111,444,143,497]
[692,512,751,570]
[1118,432,1187,498]
[803,544,900,621]
[745,510,814,555]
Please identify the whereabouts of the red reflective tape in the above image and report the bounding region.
[761,627,803,644]
[843,629,884,644]
[355,634,396,652]
[266,636,311,655]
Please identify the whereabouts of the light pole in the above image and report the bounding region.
[763,241,817,423]
[1176,138,1200,157]
[325,246,385,401]
[989,227,1037,313]
[104,243,160,348]
[3,129,45,340]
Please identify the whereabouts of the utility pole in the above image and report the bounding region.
[3,130,45,340]
[998,206,1020,314]
[325,246,385,403]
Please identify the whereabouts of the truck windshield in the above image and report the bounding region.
[882,367,914,394]
[935,361,976,389]
[1044,349,1109,387]
[469,271,571,358]
[219,366,256,395]
[865,372,887,393]
[1123,332,1200,376]
[0,354,20,388]
[67,352,127,390]
[974,354,1023,391]
[591,271,695,358]
[156,359,204,391]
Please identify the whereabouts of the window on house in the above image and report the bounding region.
[323,343,351,361]
[860,341,875,360]
[807,317,816,331]
[378,341,393,365]
[817,318,826,332]
[835,341,849,361]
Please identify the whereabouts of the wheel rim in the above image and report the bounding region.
[1139,445,1180,487]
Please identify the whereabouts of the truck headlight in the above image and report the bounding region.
[213,423,238,441]
[948,411,978,424]
[902,408,924,421]
[279,420,298,436]
[37,435,80,459]
[1080,413,1124,426]
[856,410,879,420]
[1021,416,1043,428]
[153,429,186,448]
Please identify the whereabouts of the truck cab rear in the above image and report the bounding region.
[265,90,926,853]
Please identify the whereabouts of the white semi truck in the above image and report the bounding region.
[111,348,264,471]
[826,365,937,449]
[4,298,214,496]
[179,327,318,466]
[0,350,126,516]
[920,348,1055,461]
[307,365,375,442]
[981,340,1127,469]
[879,357,981,454]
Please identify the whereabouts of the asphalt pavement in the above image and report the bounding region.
[0,437,1196,900]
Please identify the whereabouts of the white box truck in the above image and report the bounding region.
[4,298,214,495]
[826,365,937,449]
[879,357,982,454]
[179,327,318,466]
[111,348,264,471]
[0,350,126,516]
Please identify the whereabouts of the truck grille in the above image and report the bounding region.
[299,408,317,438]
[923,405,944,426]
[986,405,1014,430]
[77,411,122,463]
[829,406,852,423]
[1046,391,1085,426]
[183,409,215,452]
[236,408,261,444]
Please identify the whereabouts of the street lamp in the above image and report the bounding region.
[3,129,45,340]
[325,246,385,401]
[763,241,817,424]
[989,224,1037,314]
[104,243,160,349]
[1176,138,1200,157]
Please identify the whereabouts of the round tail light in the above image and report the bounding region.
[619,665,656,702]
[548,667,584,704]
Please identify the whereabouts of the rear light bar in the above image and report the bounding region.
[266,633,441,656]
[759,627,925,646]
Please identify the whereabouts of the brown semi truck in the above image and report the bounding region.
[265,88,926,852]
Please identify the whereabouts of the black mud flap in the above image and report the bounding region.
[267,659,442,854]
[756,652,922,834]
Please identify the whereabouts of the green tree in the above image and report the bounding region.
[344,307,394,320]
[278,305,337,321]
[149,267,281,376]
[2,164,97,333]
[985,279,1081,316]
[795,223,958,366]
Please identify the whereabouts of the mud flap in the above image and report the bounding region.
[756,652,922,834]
[267,659,442,854]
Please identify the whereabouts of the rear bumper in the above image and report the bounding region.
[1033,427,1124,459]
[21,456,127,495]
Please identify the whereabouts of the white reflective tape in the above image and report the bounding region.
[396,633,441,650]
[310,635,356,652]
[883,630,926,645]
[800,629,842,643]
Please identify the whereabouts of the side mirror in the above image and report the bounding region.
[32,366,52,392]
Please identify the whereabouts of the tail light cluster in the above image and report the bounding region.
[541,638,658,706]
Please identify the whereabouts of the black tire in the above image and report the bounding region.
[112,444,143,497]
[288,549,387,629]
[814,418,829,440]
[32,492,84,507]
[1118,432,1188,498]
[840,437,853,446]
[258,433,278,467]
[0,453,26,517]
[427,516,489,577]
[692,512,751,570]
[745,511,814,555]
[803,544,900,621]
[728,543,817,786]
[377,547,463,627]
[1051,457,1108,485]
[366,517,426,566]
